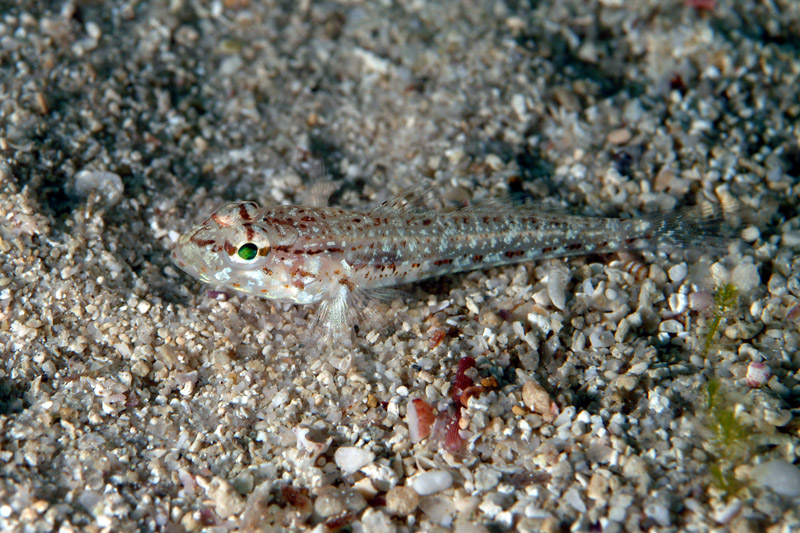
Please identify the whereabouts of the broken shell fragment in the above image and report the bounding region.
[407,398,435,443]
[745,361,770,388]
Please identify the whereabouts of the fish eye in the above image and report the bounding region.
[237,242,258,261]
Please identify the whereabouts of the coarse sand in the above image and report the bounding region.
[1,0,799,531]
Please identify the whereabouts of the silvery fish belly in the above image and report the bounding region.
[171,188,720,337]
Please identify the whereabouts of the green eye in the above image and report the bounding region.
[237,243,258,260]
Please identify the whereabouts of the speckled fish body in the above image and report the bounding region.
[171,191,718,334]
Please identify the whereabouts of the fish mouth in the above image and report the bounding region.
[170,239,212,283]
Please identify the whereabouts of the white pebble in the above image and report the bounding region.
[412,470,453,496]
[73,170,124,206]
[645,501,671,527]
[465,296,479,315]
[205,478,245,518]
[511,93,528,120]
[360,508,395,533]
[362,463,399,492]
[85,21,102,40]
[589,329,614,349]
[763,409,792,427]
[547,265,570,310]
[354,47,390,74]
[554,406,575,428]
[712,499,741,524]
[741,226,760,242]
[564,487,586,513]
[668,293,687,314]
[334,446,375,475]
[689,291,713,312]
[628,361,649,375]
[527,312,551,335]
[731,263,759,293]
[782,230,800,247]
[532,288,551,307]
[710,262,729,286]
[659,319,684,334]
[473,467,502,492]
[667,263,687,283]
[751,459,800,498]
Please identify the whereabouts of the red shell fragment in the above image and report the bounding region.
[443,410,463,453]
[429,328,446,349]
[454,356,476,390]
[407,398,435,443]
[459,385,486,407]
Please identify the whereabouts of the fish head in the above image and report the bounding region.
[171,202,306,302]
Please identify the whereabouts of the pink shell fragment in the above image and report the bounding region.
[407,399,435,443]
[745,361,770,388]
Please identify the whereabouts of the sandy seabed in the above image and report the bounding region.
[1,0,799,531]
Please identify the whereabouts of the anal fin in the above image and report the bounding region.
[304,285,402,348]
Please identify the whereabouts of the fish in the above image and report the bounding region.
[171,185,723,339]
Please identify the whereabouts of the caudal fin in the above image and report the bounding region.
[643,202,732,251]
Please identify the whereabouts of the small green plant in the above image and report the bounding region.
[704,379,751,494]
[702,282,739,357]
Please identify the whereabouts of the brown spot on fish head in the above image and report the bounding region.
[190,235,217,247]
[224,241,237,256]
[433,258,453,266]
[211,212,227,226]
[504,250,524,258]
[243,223,256,241]
[209,201,260,227]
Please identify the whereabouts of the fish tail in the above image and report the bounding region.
[642,202,730,250]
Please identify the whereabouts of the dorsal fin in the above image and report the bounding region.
[303,180,338,208]
[370,183,435,215]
